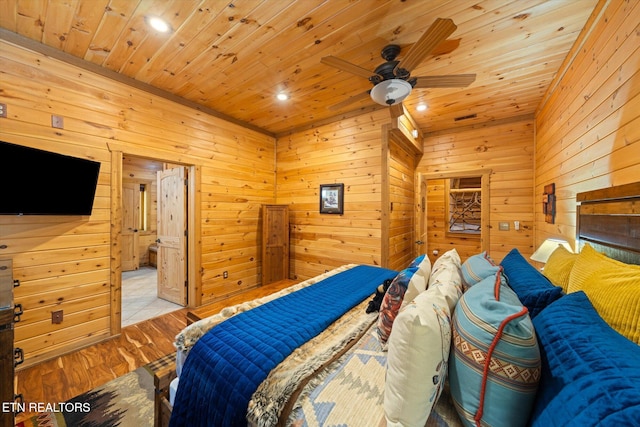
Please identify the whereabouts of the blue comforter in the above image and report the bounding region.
[169,265,397,427]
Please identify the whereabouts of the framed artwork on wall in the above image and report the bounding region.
[319,183,344,214]
[543,183,556,224]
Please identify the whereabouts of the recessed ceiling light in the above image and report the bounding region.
[146,16,171,33]
[416,103,428,112]
[276,93,289,101]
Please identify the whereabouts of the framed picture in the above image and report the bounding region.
[319,183,344,214]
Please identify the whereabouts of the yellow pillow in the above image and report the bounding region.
[567,244,640,344]
[543,246,578,292]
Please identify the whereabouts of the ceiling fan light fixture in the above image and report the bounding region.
[370,79,412,106]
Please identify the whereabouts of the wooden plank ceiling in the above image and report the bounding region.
[0,0,599,136]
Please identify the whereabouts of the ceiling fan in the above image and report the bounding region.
[321,18,476,109]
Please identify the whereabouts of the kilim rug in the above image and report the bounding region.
[15,353,175,427]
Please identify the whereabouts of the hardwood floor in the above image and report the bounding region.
[14,307,190,423]
[13,279,298,424]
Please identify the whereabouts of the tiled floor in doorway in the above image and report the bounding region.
[121,266,183,327]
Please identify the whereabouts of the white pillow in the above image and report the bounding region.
[409,254,432,279]
[384,278,462,427]
[429,248,462,293]
[401,255,431,309]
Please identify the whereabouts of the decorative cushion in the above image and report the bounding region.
[376,267,425,346]
[408,253,432,279]
[402,254,431,308]
[542,245,578,292]
[567,244,640,344]
[449,272,541,427]
[384,280,462,427]
[460,251,500,289]
[429,248,462,288]
[530,291,640,426]
[500,248,563,318]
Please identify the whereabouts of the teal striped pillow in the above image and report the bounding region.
[449,272,541,427]
[461,251,500,290]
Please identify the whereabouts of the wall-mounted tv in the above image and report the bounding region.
[0,141,101,216]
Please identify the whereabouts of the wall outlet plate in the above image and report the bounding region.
[52,115,64,129]
[499,222,510,231]
[52,310,63,324]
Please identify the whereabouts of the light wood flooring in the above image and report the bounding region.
[14,307,190,424]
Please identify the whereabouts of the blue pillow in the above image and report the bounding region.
[460,251,500,290]
[530,291,640,426]
[500,248,563,318]
[449,272,540,427]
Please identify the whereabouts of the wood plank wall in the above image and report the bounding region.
[385,132,418,271]
[419,118,535,264]
[0,40,276,367]
[535,0,640,250]
[275,110,393,281]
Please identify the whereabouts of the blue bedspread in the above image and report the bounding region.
[169,265,397,427]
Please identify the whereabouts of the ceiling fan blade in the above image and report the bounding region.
[397,18,457,72]
[328,91,371,110]
[321,56,375,79]
[414,74,476,88]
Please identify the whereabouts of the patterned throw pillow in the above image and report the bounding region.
[402,254,431,308]
[460,251,500,290]
[449,272,541,427]
[408,253,432,278]
[376,267,425,346]
[542,245,578,292]
[384,280,462,427]
[567,244,640,344]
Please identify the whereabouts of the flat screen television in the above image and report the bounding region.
[0,141,101,215]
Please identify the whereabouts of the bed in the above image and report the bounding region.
[155,182,640,427]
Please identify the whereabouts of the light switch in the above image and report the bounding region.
[52,115,64,129]
[499,222,510,231]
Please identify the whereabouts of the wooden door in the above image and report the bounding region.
[416,175,427,258]
[157,167,187,305]
[262,205,289,285]
[122,181,140,271]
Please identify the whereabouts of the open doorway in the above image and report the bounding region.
[120,155,184,326]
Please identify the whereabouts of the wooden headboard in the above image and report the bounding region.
[576,182,640,265]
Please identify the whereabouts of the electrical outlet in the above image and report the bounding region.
[0,103,7,118]
[499,222,510,231]
[223,271,228,279]
[52,310,63,324]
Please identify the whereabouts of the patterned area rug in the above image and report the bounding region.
[16,353,175,427]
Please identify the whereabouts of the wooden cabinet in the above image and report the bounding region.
[261,205,289,285]
[1,259,19,427]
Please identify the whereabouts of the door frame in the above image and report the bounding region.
[109,149,201,335]
[417,170,491,258]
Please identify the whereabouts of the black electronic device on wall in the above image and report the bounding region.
[0,141,101,216]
